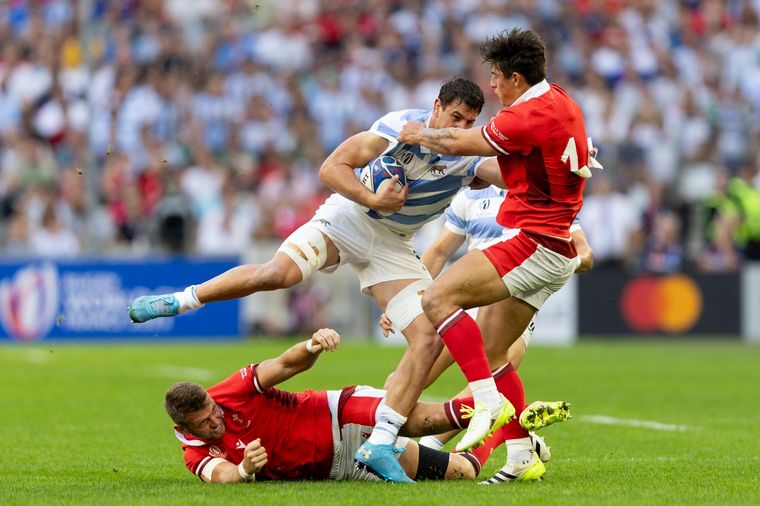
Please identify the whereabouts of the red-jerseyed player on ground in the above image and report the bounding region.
[398,28,602,456]
[166,328,532,484]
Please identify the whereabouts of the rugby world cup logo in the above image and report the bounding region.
[0,263,59,341]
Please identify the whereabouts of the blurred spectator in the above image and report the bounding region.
[578,175,641,268]
[640,210,684,273]
[0,0,757,276]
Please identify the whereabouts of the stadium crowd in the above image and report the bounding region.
[1,0,760,273]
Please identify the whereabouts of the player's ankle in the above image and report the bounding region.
[174,285,203,313]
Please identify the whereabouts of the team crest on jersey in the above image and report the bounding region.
[209,446,227,458]
[429,165,445,177]
[232,412,244,425]
[396,151,414,165]
[480,199,491,210]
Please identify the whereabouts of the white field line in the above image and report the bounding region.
[149,364,216,382]
[580,415,692,432]
[21,349,52,364]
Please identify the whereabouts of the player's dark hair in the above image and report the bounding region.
[480,28,547,85]
[438,77,485,113]
[165,381,208,426]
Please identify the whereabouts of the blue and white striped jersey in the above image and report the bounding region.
[446,186,583,251]
[357,108,487,234]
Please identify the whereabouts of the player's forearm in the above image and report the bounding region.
[206,460,254,484]
[420,250,447,278]
[413,127,465,155]
[278,340,321,373]
[319,162,376,208]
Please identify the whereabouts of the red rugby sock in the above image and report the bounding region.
[435,309,492,382]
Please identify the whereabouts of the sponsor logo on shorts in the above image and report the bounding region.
[312,218,331,227]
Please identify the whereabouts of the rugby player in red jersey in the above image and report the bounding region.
[398,28,602,467]
[166,328,528,484]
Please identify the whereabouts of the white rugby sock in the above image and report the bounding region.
[506,436,533,467]
[367,405,407,446]
[469,377,502,416]
[174,285,204,313]
[418,436,445,450]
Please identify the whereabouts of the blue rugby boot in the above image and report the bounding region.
[354,441,414,483]
[128,294,180,323]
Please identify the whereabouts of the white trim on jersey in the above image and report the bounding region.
[176,430,207,447]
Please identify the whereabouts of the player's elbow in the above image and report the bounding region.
[318,162,334,186]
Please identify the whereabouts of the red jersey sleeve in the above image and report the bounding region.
[207,364,263,405]
[481,108,533,156]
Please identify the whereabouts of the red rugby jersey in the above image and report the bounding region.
[179,364,334,481]
[482,81,589,239]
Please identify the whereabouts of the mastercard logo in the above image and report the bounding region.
[620,275,703,333]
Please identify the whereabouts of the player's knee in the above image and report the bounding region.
[258,258,302,290]
[407,329,440,354]
[420,288,438,318]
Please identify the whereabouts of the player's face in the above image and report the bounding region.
[182,394,226,440]
[431,98,480,129]
[490,65,520,106]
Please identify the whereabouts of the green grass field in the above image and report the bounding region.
[2,339,759,505]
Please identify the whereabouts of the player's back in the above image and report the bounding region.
[485,83,588,239]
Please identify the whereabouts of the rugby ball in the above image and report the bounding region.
[359,156,406,219]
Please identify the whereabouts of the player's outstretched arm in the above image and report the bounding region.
[398,121,498,157]
[318,131,406,213]
[256,329,340,389]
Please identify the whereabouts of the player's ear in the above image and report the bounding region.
[174,423,189,435]
[432,98,442,118]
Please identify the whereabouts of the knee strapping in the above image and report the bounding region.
[385,279,432,332]
[277,226,329,280]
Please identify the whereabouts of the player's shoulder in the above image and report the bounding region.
[373,108,431,129]
[454,185,502,204]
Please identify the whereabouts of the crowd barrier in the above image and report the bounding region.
[0,254,754,343]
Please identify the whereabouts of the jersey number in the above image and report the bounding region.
[561,137,593,178]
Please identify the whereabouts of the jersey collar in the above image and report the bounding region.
[510,79,550,108]
[175,430,207,447]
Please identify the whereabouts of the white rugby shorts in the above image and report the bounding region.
[307,194,431,291]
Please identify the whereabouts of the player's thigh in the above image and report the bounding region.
[424,248,509,311]
[476,297,536,361]
[358,228,431,295]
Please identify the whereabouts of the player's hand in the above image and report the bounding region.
[379,312,395,338]
[468,176,489,190]
[370,176,408,213]
[242,438,268,475]
[310,328,340,352]
[398,121,424,145]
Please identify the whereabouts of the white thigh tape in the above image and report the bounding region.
[385,279,432,332]
[277,226,328,280]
